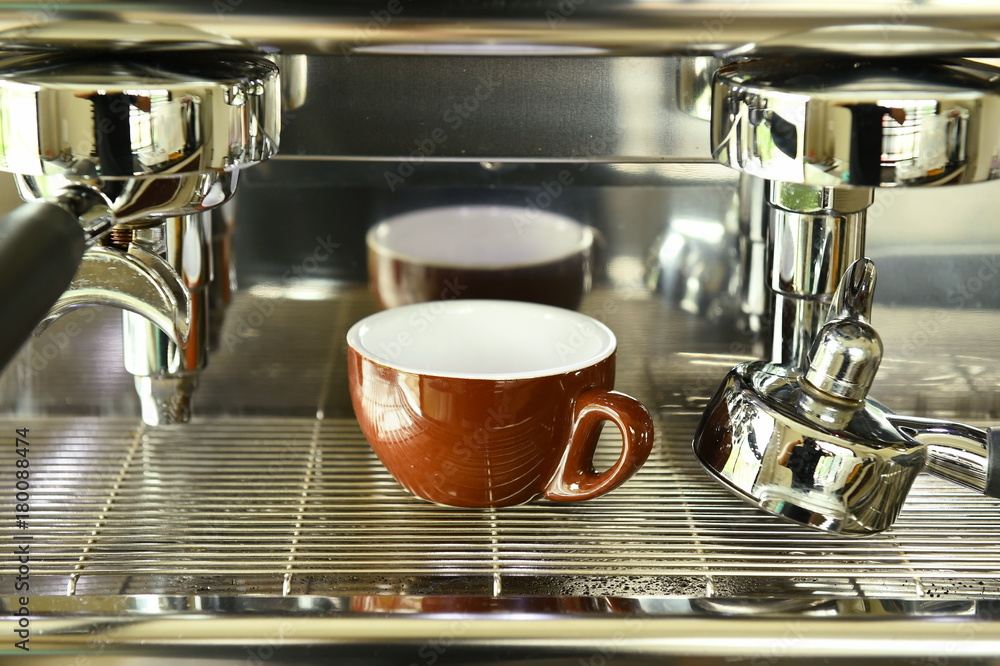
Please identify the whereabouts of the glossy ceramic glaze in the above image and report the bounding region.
[367,205,594,310]
[346,300,653,507]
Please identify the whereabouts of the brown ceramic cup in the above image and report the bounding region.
[367,205,594,310]
[347,299,654,508]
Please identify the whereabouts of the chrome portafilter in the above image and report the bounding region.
[0,20,280,424]
[693,258,1000,537]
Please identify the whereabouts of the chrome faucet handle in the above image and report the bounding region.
[823,259,1000,497]
[821,261,1000,501]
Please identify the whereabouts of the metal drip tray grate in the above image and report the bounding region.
[4,414,1000,599]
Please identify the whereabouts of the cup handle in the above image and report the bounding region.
[544,389,654,502]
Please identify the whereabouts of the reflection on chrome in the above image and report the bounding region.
[694,258,999,536]
[694,358,926,536]
[0,21,279,424]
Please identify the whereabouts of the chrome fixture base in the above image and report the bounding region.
[122,213,212,425]
[694,360,925,536]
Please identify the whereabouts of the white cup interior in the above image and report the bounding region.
[367,205,592,268]
[347,300,616,379]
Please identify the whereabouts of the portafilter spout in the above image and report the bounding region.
[693,258,1000,537]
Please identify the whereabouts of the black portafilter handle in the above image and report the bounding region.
[0,191,112,370]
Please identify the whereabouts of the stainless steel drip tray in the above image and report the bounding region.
[10,414,1000,597]
[4,413,1000,661]
[4,595,1000,664]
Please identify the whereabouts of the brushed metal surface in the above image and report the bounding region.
[275,55,703,162]
[4,596,1000,662]
[0,2,1000,56]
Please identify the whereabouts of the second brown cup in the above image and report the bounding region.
[367,205,594,310]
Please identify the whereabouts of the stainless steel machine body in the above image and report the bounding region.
[1,3,1000,663]
[712,57,1000,366]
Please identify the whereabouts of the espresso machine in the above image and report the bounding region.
[2,4,1000,664]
